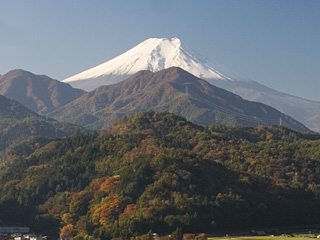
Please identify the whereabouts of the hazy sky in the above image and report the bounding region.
[1,0,319,101]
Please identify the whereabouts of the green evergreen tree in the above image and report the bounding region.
[171,227,182,240]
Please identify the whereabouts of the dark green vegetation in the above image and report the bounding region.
[1,111,320,239]
[0,94,83,153]
[50,67,308,132]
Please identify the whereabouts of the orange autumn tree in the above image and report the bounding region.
[89,175,129,226]
[60,175,130,238]
[60,224,76,238]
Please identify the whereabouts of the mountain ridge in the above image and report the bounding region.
[1,111,320,238]
[0,94,83,152]
[0,69,86,115]
[61,37,320,132]
[53,67,308,132]
[0,94,38,120]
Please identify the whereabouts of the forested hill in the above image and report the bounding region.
[1,111,320,239]
[0,94,83,153]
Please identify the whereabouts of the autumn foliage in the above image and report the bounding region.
[1,112,320,240]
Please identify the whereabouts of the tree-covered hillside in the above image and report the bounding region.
[0,94,83,154]
[1,111,320,239]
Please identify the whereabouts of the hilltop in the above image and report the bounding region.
[53,67,308,132]
[0,69,86,115]
[1,111,320,238]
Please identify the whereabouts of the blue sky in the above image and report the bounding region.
[1,0,319,101]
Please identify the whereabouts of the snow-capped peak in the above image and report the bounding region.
[62,37,233,91]
[59,37,320,132]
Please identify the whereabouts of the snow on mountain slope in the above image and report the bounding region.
[62,37,320,132]
[62,37,235,91]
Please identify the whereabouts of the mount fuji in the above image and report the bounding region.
[62,37,320,132]
[62,37,232,90]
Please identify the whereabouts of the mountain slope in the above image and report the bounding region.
[0,69,86,115]
[0,94,82,152]
[208,78,320,132]
[62,37,320,132]
[53,67,308,132]
[1,111,320,237]
[62,37,229,91]
[0,94,38,119]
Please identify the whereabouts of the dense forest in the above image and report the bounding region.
[1,111,320,240]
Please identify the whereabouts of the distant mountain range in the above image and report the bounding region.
[0,69,86,115]
[0,38,315,133]
[52,67,308,132]
[62,37,320,132]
